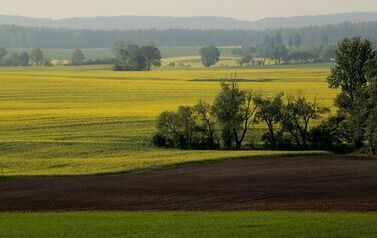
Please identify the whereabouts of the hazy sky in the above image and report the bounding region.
[0,0,376,20]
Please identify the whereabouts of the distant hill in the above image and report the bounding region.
[0,12,377,30]
[251,12,377,30]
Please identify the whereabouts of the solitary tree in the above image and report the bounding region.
[71,49,86,65]
[139,46,162,71]
[30,48,44,66]
[199,46,221,67]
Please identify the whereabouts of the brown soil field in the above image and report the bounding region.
[1,155,377,211]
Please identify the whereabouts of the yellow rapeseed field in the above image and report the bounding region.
[0,64,336,176]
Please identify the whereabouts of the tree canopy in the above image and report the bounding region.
[199,46,221,67]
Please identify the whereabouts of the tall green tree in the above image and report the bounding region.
[139,46,162,71]
[253,93,284,148]
[327,37,377,148]
[281,94,330,149]
[29,48,44,66]
[199,46,221,67]
[212,74,257,149]
[71,49,86,65]
[193,100,217,147]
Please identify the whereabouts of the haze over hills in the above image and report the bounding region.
[0,12,377,30]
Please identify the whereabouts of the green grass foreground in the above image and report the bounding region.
[1,212,376,238]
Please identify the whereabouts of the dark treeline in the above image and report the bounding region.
[1,22,377,48]
[153,37,377,154]
[153,75,330,151]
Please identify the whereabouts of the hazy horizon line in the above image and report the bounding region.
[1,10,376,22]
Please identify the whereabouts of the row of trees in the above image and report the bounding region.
[1,22,377,48]
[153,74,329,150]
[0,48,45,66]
[199,43,336,68]
[112,42,162,71]
[0,47,113,67]
[232,43,337,66]
[153,37,377,154]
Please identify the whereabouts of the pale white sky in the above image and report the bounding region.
[0,0,376,20]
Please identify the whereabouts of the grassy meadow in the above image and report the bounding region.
[0,63,336,176]
[1,212,377,238]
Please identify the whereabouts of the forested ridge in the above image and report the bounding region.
[1,21,377,48]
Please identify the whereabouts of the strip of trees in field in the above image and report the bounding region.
[153,37,377,154]
[0,48,48,66]
[0,30,355,68]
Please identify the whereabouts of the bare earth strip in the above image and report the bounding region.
[1,155,377,212]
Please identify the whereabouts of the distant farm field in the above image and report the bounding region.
[1,212,377,238]
[0,65,336,176]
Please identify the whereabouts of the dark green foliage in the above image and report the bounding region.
[253,93,284,149]
[199,46,221,67]
[153,101,219,150]
[0,50,29,66]
[71,49,86,65]
[139,46,162,71]
[113,44,160,71]
[17,52,30,66]
[281,94,330,149]
[328,37,375,102]
[271,44,288,64]
[365,82,377,153]
[154,76,257,150]
[29,48,44,66]
[366,113,377,154]
[309,115,347,150]
[212,75,256,149]
[231,46,257,57]
[153,77,332,151]
[193,100,217,148]
[239,55,253,66]
[328,37,377,150]
[152,133,169,148]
